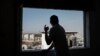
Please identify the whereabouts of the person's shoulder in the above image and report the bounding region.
[58,25,64,29]
[59,24,66,31]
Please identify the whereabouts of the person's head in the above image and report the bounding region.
[50,15,59,26]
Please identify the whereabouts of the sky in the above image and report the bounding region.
[22,7,83,38]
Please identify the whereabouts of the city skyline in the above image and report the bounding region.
[22,7,83,38]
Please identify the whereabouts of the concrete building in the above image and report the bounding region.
[22,32,83,50]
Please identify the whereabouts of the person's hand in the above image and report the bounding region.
[44,25,49,32]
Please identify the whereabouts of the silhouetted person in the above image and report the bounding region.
[44,15,70,56]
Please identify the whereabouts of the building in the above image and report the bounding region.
[22,32,83,50]
[22,33,42,50]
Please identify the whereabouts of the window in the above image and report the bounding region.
[21,7,87,51]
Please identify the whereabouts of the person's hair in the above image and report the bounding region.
[50,15,59,25]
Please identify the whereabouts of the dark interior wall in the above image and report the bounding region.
[1,0,15,56]
[1,0,98,56]
[92,0,99,55]
[23,0,93,10]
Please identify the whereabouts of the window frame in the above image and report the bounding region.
[16,4,90,54]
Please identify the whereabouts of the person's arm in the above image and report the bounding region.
[42,43,54,54]
[44,25,52,45]
[47,42,54,51]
